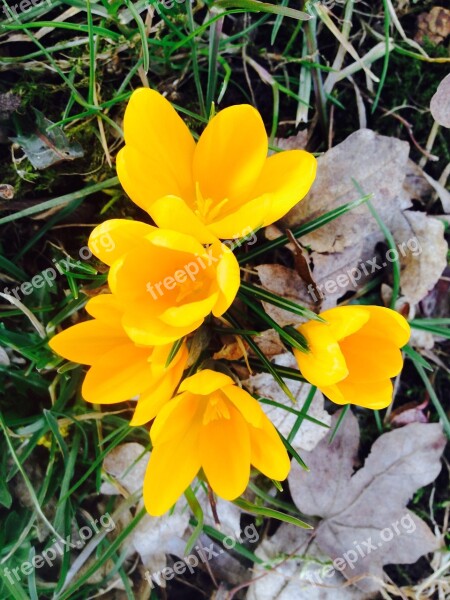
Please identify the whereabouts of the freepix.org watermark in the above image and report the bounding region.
[1,0,52,22]
[145,524,259,588]
[1,232,115,301]
[307,236,422,302]
[1,513,116,585]
[300,513,417,584]
[146,227,257,301]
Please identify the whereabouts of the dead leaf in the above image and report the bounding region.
[415,7,450,45]
[0,92,20,120]
[431,72,450,129]
[281,129,448,305]
[288,410,446,593]
[243,353,331,452]
[247,523,363,600]
[11,109,84,170]
[389,399,429,427]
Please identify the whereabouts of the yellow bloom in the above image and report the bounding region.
[116,88,317,242]
[144,369,290,516]
[293,306,410,410]
[88,220,240,346]
[48,294,188,424]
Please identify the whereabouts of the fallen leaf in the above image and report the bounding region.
[389,399,429,427]
[415,7,450,45]
[288,410,446,593]
[11,109,84,169]
[0,92,20,120]
[247,523,363,600]
[430,72,450,129]
[244,353,331,452]
[281,129,448,305]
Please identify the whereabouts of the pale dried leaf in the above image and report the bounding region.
[288,411,446,593]
[431,73,450,128]
[281,129,448,305]
[246,523,363,600]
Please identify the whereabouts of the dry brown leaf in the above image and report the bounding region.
[415,7,450,45]
[431,72,450,128]
[288,410,446,593]
[281,129,448,305]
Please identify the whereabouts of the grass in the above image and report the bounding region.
[0,0,449,598]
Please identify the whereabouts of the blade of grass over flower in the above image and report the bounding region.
[184,487,204,555]
[225,313,297,403]
[233,498,312,528]
[329,404,350,444]
[0,177,119,225]
[353,180,400,308]
[237,194,372,263]
[279,433,309,471]
[165,337,185,367]
[238,293,309,352]
[257,396,329,429]
[412,361,450,439]
[239,282,323,322]
[214,0,311,21]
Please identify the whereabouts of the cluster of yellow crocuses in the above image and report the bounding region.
[49,88,410,516]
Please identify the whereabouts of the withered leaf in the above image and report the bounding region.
[288,410,445,593]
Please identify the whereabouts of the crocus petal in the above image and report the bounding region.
[145,227,206,258]
[122,306,202,345]
[179,369,234,394]
[159,292,218,328]
[85,294,124,326]
[150,196,217,244]
[251,150,317,226]
[339,335,404,382]
[294,323,348,387]
[248,417,290,481]
[222,385,263,427]
[212,248,241,317]
[359,306,410,347]
[130,369,183,426]
[321,378,394,410]
[119,88,196,211]
[144,426,202,516]
[199,404,251,500]
[82,344,151,404]
[151,392,200,445]
[207,194,271,240]
[88,219,156,265]
[48,320,126,365]
[319,305,370,341]
[193,105,268,203]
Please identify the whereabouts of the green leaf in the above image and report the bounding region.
[240,282,323,322]
[214,0,311,21]
[233,498,312,529]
